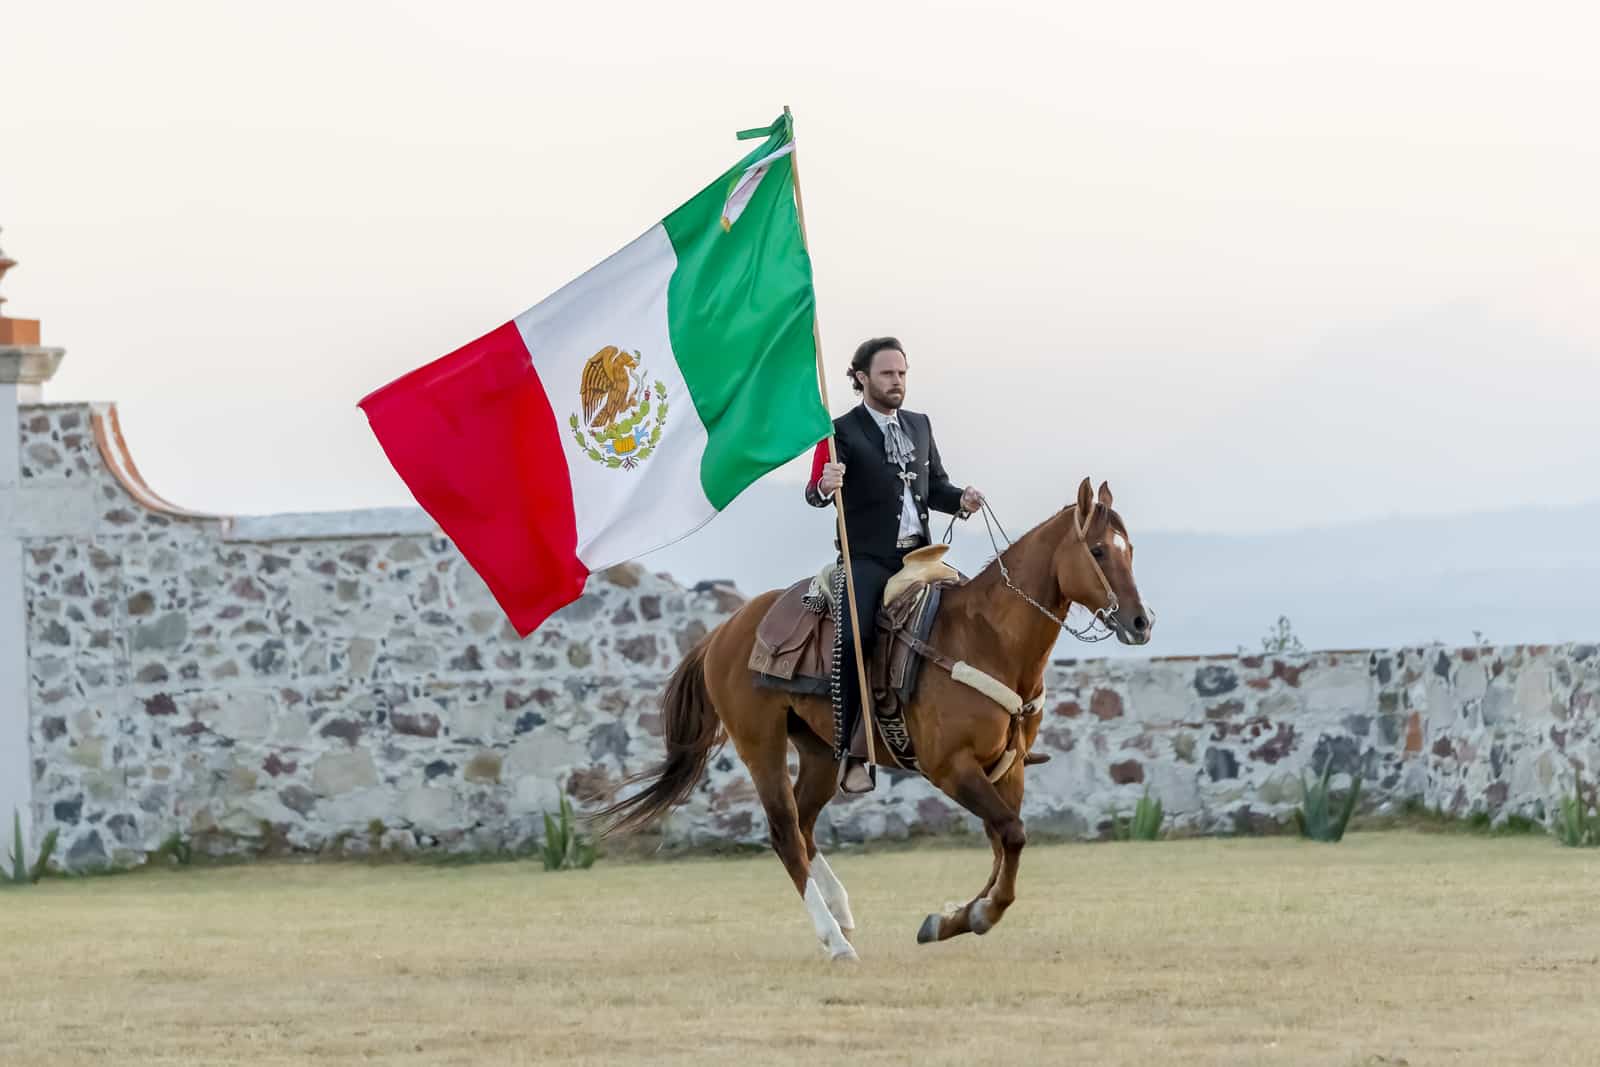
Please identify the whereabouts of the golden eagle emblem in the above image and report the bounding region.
[568,346,668,471]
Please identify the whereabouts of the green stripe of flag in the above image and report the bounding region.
[661,117,831,509]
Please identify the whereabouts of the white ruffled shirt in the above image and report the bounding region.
[862,404,923,540]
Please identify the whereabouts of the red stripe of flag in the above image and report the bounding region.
[359,322,588,636]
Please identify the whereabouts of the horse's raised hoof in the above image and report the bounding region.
[830,943,860,963]
[916,914,941,944]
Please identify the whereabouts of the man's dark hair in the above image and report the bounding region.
[849,337,906,394]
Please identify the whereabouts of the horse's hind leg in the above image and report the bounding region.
[731,710,857,962]
[976,824,1004,900]
[918,758,1026,944]
[791,726,854,936]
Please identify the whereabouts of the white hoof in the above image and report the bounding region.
[829,943,860,962]
[805,878,855,961]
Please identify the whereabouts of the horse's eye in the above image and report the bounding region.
[1091,546,1105,559]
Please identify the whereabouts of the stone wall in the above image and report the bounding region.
[1029,641,1596,837]
[9,401,1600,871]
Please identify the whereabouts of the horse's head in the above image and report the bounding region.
[1054,477,1153,646]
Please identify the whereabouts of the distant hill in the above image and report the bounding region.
[642,483,1600,658]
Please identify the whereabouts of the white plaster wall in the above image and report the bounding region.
[0,382,31,859]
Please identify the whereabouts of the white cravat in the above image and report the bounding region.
[863,405,922,540]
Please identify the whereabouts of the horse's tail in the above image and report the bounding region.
[593,639,723,837]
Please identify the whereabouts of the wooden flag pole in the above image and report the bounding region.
[784,105,880,772]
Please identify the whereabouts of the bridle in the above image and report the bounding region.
[947,500,1125,643]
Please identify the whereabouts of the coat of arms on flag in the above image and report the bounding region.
[569,345,669,471]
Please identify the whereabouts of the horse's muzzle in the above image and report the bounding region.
[1112,609,1154,646]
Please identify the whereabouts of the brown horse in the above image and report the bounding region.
[596,477,1152,960]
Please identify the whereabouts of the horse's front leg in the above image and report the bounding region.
[793,733,856,937]
[918,757,1026,944]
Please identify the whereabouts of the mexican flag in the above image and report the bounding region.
[360,114,830,636]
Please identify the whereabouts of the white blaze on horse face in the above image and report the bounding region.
[811,853,855,932]
[804,878,857,960]
[1111,532,1128,553]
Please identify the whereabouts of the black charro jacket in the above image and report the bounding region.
[804,404,965,560]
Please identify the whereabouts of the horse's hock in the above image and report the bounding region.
[4,324,1599,871]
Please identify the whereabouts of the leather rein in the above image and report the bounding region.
[944,500,1124,643]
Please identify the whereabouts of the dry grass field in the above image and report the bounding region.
[2,832,1597,1066]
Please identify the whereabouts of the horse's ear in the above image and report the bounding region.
[1075,478,1094,537]
[1097,481,1113,511]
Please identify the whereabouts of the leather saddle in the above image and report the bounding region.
[750,546,962,766]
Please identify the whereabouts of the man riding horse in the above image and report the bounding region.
[599,336,1153,960]
[804,336,985,794]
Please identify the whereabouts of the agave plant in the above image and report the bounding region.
[1294,763,1361,843]
[157,832,194,866]
[1111,788,1165,842]
[541,793,597,871]
[1130,789,1166,841]
[3,810,59,886]
[1552,782,1597,848]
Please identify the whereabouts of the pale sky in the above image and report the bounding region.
[4,1,1597,544]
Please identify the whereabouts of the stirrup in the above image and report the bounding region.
[837,759,877,795]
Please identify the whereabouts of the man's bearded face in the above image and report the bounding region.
[858,349,907,410]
